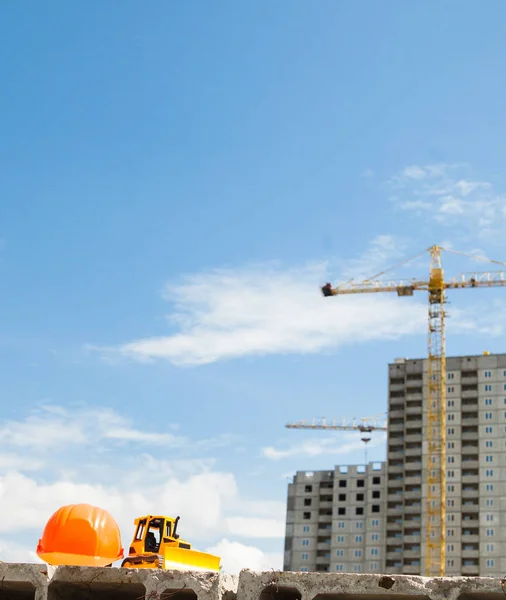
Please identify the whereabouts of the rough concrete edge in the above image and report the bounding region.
[0,562,51,586]
[236,571,505,600]
[49,566,238,600]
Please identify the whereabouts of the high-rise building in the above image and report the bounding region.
[283,462,387,573]
[283,352,506,576]
[387,352,506,577]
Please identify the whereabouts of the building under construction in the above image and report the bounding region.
[283,351,506,577]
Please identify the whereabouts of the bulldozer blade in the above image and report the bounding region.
[162,547,220,572]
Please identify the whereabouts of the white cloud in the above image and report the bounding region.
[387,163,506,240]
[205,539,282,574]
[262,432,386,461]
[225,517,285,539]
[337,234,408,281]
[92,260,429,366]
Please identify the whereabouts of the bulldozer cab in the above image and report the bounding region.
[130,516,180,555]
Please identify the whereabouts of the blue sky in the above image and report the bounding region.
[2,0,506,573]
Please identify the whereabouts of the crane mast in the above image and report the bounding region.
[319,244,506,577]
[426,246,446,576]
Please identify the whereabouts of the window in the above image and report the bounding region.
[448,372,455,380]
[448,456,455,463]
[486,440,493,448]
[485,398,493,405]
[447,386,454,393]
[371,519,379,527]
[372,476,381,484]
[448,413,455,421]
[486,455,493,463]
[487,559,495,567]
[339,480,347,488]
[486,426,493,433]
[486,544,495,551]
[356,507,364,515]
[354,550,362,557]
[447,484,455,492]
[305,485,312,493]
[485,412,493,420]
[355,535,363,543]
[304,498,312,506]
[486,514,494,522]
[353,564,361,572]
[357,479,365,488]
[303,525,310,532]
[486,499,494,507]
[447,441,455,449]
[486,469,494,477]
[338,494,346,501]
[372,505,380,513]
[486,529,495,536]
[447,559,454,567]
[486,484,494,491]
[447,427,455,435]
[336,535,345,543]
[447,529,454,537]
[448,499,454,507]
[337,522,345,528]
[335,564,344,572]
[372,533,379,541]
[485,384,493,391]
[302,539,309,546]
[447,544,454,551]
[370,548,379,556]
[356,493,364,501]
[301,567,309,572]
[370,562,378,570]
[372,490,380,499]
[356,521,363,529]
[336,550,344,557]
[303,512,311,519]
[485,370,492,377]
[301,553,308,560]
[338,507,346,515]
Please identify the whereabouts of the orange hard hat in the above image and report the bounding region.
[36,503,124,567]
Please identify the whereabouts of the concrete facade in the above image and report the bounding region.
[284,463,387,574]
[388,353,506,577]
[2,563,506,600]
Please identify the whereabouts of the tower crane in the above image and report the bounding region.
[286,414,387,462]
[319,244,506,577]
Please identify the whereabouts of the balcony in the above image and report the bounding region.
[317,543,331,551]
[405,504,421,514]
[389,409,405,419]
[389,422,405,432]
[403,565,421,575]
[318,513,332,523]
[403,534,421,543]
[405,447,422,457]
[403,550,421,559]
[461,565,479,576]
[319,501,333,509]
[405,475,422,485]
[462,549,479,558]
[462,488,478,499]
[404,491,421,500]
[388,449,404,460]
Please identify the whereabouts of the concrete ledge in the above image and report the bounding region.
[0,565,505,600]
[236,571,504,600]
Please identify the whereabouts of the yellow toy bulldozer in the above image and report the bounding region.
[121,515,221,572]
